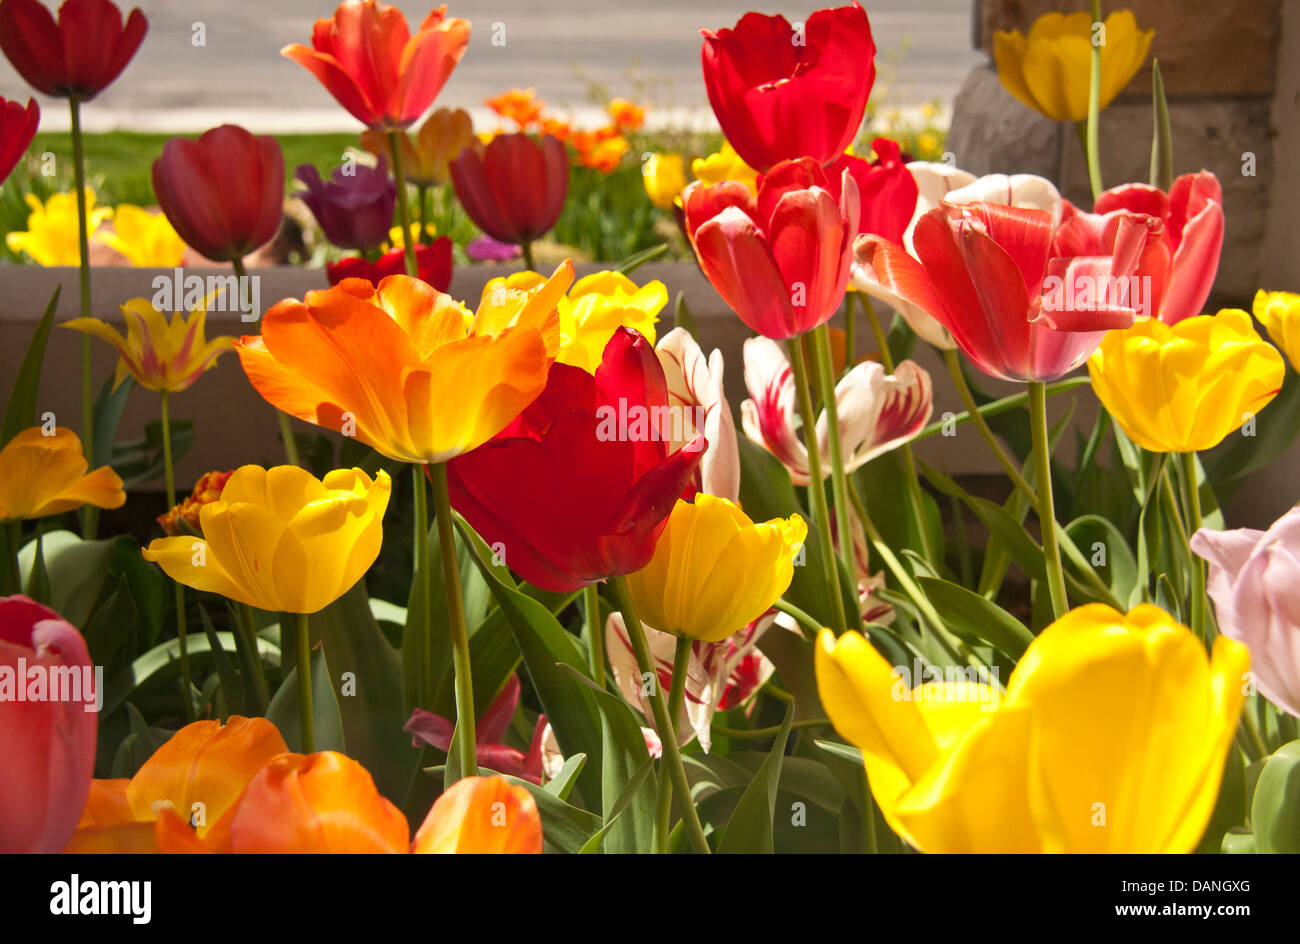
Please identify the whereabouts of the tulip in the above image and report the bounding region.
[606,610,778,752]
[157,469,233,537]
[0,95,37,185]
[411,775,543,853]
[0,427,124,522]
[0,0,146,100]
[152,125,284,263]
[826,138,918,243]
[740,336,932,485]
[607,98,645,133]
[326,239,453,292]
[296,158,396,252]
[855,173,1159,382]
[642,153,687,210]
[572,130,629,174]
[485,87,546,130]
[1193,509,1300,718]
[142,464,390,613]
[684,157,859,340]
[64,716,288,853]
[96,204,186,267]
[994,10,1154,123]
[237,264,573,464]
[451,133,569,263]
[282,0,470,132]
[0,595,96,853]
[1252,289,1300,371]
[64,296,235,394]
[447,326,705,592]
[691,140,758,193]
[816,603,1249,852]
[466,233,520,263]
[624,495,805,644]
[1055,172,1224,325]
[655,327,740,502]
[701,3,876,171]
[5,188,110,265]
[229,751,410,853]
[361,107,473,188]
[1088,309,1285,453]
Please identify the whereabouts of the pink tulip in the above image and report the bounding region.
[1192,512,1300,718]
[0,595,97,852]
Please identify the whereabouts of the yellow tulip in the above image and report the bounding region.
[97,204,187,267]
[994,10,1154,123]
[5,189,112,266]
[691,141,758,194]
[1253,289,1300,371]
[642,153,687,210]
[816,604,1248,853]
[1088,309,1285,453]
[482,268,665,375]
[142,464,390,613]
[415,107,475,186]
[64,297,236,394]
[625,495,806,643]
[0,427,125,522]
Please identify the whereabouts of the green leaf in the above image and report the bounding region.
[18,530,126,629]
[0,285,59,448]
[23,527,51,604]
[588,683,657,853]
[672,290,698,340]
[579,753,657,853]
[615,242,667,275]
[267,643,346,754]
[1064,515,1138,605]
[102,632,279,717]
[197,605,244,718]
[91,373,135,469]
[542,753,588,802]
[499,774,603,854]
[717,702,794,854]
[916,575,1034,658]
[1251,740,1300,854]
[1149,59,1173,191]
[1202,367,1300,501]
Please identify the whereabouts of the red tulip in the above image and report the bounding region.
[327,239,453,292]
[451,133,569,247]
[856,177,1161,382]
[700,3,875,171]
[684,156,859,340]
[0,0,146,99]
[152,124,284,263]
[826,138,918,243]
[0,96,38,185]
[0,595,96,853]
[447,327,705,593]
[1055,171,1224,325]
[283,0,470,131]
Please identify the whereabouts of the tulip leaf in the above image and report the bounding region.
[672,290,698,340]
[18,529,126,630]
[0,285,59,449]
[267,643,346,754]
[1251,740,1300,854]
[579,753,657,854]
[916,576,1034,659]
[1149,60,1173,192]
[920,462,1048,583]
[103,631,280,718]
[615,242,667,275]
[23,526,51,605]
[587,683,657,853]
[717,702,794,854]
[1064,515,1138,605]
[543,753,588,801]
[91,372,135,469]
[499,774,603,855]
[1202,366,1300,501]
[197,605,245,718]
[1196,744,1247,854]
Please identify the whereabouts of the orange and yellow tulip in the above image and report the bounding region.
[411,775,543,853]
[0,427,124,522]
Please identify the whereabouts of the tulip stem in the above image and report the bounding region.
[239,603,270,713]
[429,462,477,782]
[521,241,535,272]
[786,336,847,633]
[1029,382,1069,620]
[417,185,431,244]
[654,636,692,853]
[4,522,21,595]
[712,718,831,739]
[160,391,193,719]
[608,575,710,854]
[585,584,605,687]
[843,292,856,368]
[69,95,96,539]
[1180,451,1208,643]
[811,326,860,628]
[1084,0,1104,200]
[774,598,822,638]
[389,130,418,277]
[943,349,1035,500]
[296,611,314,752]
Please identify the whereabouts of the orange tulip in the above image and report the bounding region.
[411,775,543,853]
[228,751,410,853]
[283,0,470,131]
[236,264,573,464]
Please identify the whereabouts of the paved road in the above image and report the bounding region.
[0,0,982,132]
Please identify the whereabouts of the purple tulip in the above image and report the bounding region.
[295,157,396,251]
[465,233,521,263]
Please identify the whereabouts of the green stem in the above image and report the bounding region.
[521,241,535,272]
[160,391,193,718]
[944,349,1035,500]
[786,335,847,633]
[69,96,96,538]
[239,603,270,713]
[1241,708,1268,763]
[388,131,417,276]
[4,521,21,595]
[863,295,893,371]
[411,465,433,707]
[812,326,859,626]
[608,576,710,854]
[585,584,605,687]
[296,611,314,752]
[773,597,822,637]
[1084,0,1104,200]
[1180,451,1207,642]
[712,718,830,739]
[654,636,692,853]
[1029,382,1068,619]
[429,462,476,782]
[843,292,856,368]
[862,770,880,854]
[417,184,431,244]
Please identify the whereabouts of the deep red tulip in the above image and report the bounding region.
[283,0,470,131]
[1055,171,1223,325]
[0,595,96,853]
[447,327,705,593]
[0,96,38,185]
[825,138,918,243]
[683,157,859,340]
[700,3,875,171]
[451,133,569,247]
[856,181,1161,382]
[0,0,146,100]
[152,124,284,263]
[327,238,453,292]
